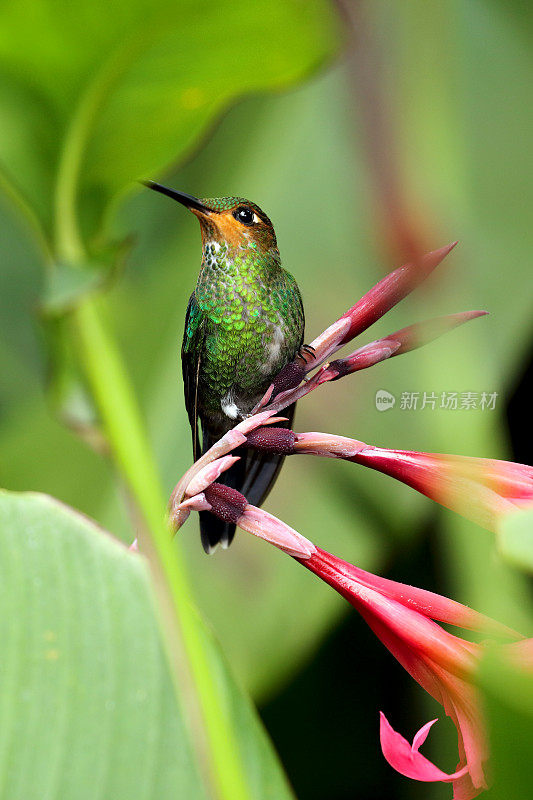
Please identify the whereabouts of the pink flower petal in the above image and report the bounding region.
[337,242,458,345]
[381,310,487,357]
[299,548,495,799]
[322,310,487,382]
[303,317,352,369]
[239,505,316,559]
[234,410,288,435]
[185,455,240,496]
[293,432,367,459]
[380,712,469,783]
[322,340,401,380]
[351,447,530,532]
[175,493,212,512]
[289,430,533,535]
[412,718,438,751]
[308,548,519,639]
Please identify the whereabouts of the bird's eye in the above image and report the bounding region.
[233,206,255,226]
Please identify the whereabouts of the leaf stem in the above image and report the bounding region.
[73,296,251,800]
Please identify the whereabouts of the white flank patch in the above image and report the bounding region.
[221,399,240,419]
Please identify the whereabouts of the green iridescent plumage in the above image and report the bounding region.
[184,239,303,418]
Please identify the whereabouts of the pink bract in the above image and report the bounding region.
[379,713,469,783]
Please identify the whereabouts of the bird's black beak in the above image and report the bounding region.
[141,181,211,214]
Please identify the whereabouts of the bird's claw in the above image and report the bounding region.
[297,344,316,364]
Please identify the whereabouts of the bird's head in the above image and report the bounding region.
[143,181,278,254]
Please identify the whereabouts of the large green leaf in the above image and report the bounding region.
[0,0,338,248]
[0,490,295,800]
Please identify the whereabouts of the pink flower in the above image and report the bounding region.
[298,547,524,800]
[177,481,315,559]
[321,310,487,382]
[258,242,481,413]
[168,410,289,530]
[165,234,533,800]
[349,448,533,533]
[246,428,533,534]
[175,463,530,799]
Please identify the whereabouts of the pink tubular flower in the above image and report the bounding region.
[321,310,487,382]
[175,458,529,799]
[297,547,524,800]
[165,235,533,800]
[256,242,475,414]
[177,482,315,559]
[174,470,524,799]
[245,428,533,534]
[349,448,533,533]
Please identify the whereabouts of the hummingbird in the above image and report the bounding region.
[144,182,305,553]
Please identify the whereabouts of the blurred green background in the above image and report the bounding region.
[1,1,533,798]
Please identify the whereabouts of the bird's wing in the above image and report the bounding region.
[181,294,206,462]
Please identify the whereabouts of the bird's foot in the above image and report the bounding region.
[297,344,316,364]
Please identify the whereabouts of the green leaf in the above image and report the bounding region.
[0,0,339,252]
[498,509,533,573]
[0,490,295,800]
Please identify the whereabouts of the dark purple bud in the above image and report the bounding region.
[326,359,350,381]
[246,427,296,455]
[271,360,306,396]
[203,483,248,525]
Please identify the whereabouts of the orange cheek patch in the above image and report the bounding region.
[210,212,246,246]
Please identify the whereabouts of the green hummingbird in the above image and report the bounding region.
[144,182,305,553]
